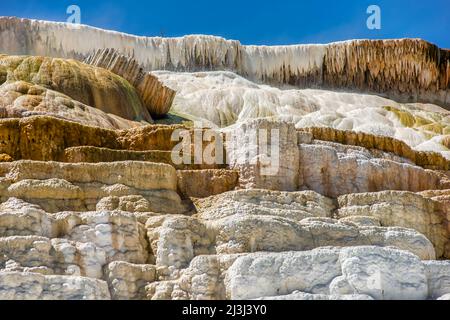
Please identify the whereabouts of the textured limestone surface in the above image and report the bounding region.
[0,272,110,300]
[0,81,142,129]
[84,48,176,117]
[0,115,448,300]
[0,116,185,161]
[1,18,448,107]
[225,119,300,191]
[0,54,152,123]
[0,17,449,301]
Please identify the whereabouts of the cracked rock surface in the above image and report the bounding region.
[0,18,448,300]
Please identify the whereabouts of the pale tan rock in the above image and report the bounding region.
[0,160,186,214]
[0,272,110,300]
[299,143,447,197]
[106,261,157,300]
[137,73,176,117]
[225,119,299,191]
[0,160,177,191]
[177,169,238,198]
[63,146,220,170]
[337,191,449,258]
[302,127,450,170]
[195,189,336,221]
[0,236,106,278]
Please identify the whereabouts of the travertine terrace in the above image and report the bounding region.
[0,17,448,300]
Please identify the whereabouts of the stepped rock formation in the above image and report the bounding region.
[0,17,449,301]
[0,81,141,129]
[0,17,448,107]
[84,48,175,117]
[0,114,447,300]
[0,54,152,124]
[156,71,450,160]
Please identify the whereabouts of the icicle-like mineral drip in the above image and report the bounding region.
[241,44,326,86]
[0,17,448,107]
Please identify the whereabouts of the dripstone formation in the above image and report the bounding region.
[0,17,448,300]
[84,48,176,117]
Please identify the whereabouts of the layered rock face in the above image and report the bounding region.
[0,81,141,129]
[84,48,175,117]
[0,17,448,107]
[156,71,450,160]
[0,17,449,301]
[0,54,152,124]
[0,115,448,300]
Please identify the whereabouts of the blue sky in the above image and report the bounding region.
[1,0,449,47]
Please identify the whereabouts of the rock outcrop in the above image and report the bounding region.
[0,54,152,123]
[0,81,141,129]
[84,48,175,117]
[1,18,448,107]
[0,117,447,300]
[0,17,448,301]
[302,127,450,171]
[0,116,184,161]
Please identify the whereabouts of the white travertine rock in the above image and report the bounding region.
[336,246,428,300]
[0,198,56,237]
[146,189,435,266]
[225,119,299,191]
[298,143,443,197]
[0,201,152,266]
[0,236,106,278]
[0,171,447,300]
[225,246,431,300]
[0,272,110,300]
[1,18,448,108]
[193,190,436,259]
[142,247,447,301]
[423,261,450,299]
[146,254,244,300]
[195,189,335,222]
[64,211,150,264]
[225,248,342,300]
[157,71,450,157]
[145,215,214,269]
[106,261,156,300]
[255,291,374,300]
[337,191,449,258]
[206,215,435,259]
